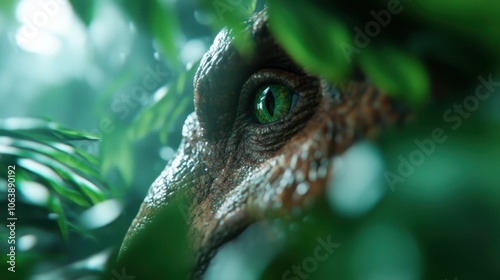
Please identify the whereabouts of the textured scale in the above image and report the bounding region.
[121,9,405,279]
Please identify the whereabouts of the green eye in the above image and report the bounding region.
[253,84,298,124]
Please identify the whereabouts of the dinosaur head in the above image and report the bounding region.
[120,9,404,278]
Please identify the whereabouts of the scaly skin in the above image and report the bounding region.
[121,10,405,278]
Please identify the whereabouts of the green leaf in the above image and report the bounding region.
[151,0,181,68]
[128,64,197,143]
[100,131,134,186]
[0,118,100,170]
[359,46,430,107]
[0,118,110,239]
[0,118,100,141]
[69,0,96,27]
[16,158,90,207]
[0,0,16,21]
[197,0,257,57]
[268,0,353,82]
[408,0,500,61]
[49,195,69,244]
[0,145,105,204]
[127,86,172,141]
[160,95,190,144]
[0,117,114,245]
[209,0,256,24]
[195,0,257,28]
[0,135,101,179]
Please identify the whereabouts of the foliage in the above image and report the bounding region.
[266,0,500,106]
[0,118,109,240]
[0,119,112,279]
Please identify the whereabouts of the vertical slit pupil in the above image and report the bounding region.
[264,88,275,116]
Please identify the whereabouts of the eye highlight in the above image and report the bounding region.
[253,84,298,124]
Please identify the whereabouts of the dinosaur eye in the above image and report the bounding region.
[253,84,298,124]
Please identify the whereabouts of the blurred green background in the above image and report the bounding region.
[1,0,500,279]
